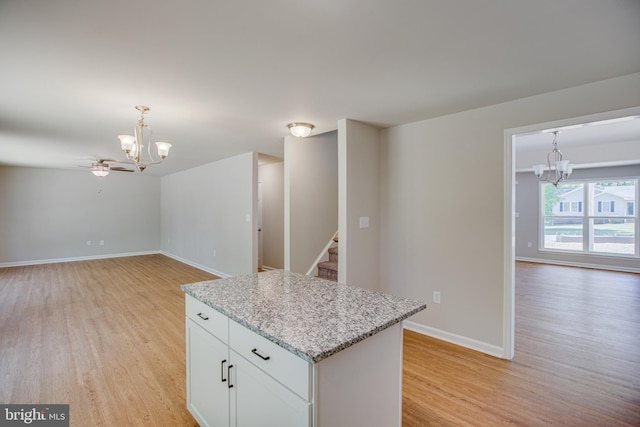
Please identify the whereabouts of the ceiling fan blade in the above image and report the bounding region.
[110,166,135,172]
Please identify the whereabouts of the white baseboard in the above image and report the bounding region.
[160,251,231,278]
[403,320,506,359]
[260,265,278,271]
[0,250,161,268]
[516,256,640,274]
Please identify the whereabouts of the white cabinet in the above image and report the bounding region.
[186,295,311,427]
[186,318,230,427]
[231,349,310,427]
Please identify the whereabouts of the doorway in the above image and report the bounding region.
[504,106,640,359]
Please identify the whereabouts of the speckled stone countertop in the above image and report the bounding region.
[181,270,426,363]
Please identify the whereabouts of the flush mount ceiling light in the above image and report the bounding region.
[287,122,315,138]
[532,130,572,187]
[118,105,172,172]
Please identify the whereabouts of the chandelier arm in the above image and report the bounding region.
[545,151,554,183]
[145,128,162,165]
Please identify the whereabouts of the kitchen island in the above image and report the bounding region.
[182,269,426,427]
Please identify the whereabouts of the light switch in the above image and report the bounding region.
[359,217,369,228]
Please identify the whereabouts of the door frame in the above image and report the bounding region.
[502,106,640,360]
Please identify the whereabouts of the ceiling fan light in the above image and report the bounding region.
[287,122,314,138]
[91,164,110,177]
[156,141,172,158]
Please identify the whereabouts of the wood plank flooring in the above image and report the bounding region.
[0,255,217,426]
[403,261,640,426]
[1,257,639,426]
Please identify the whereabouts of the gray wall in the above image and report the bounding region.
[161,152,257,277]
[285,131,338,274]
[0,166,160,265]
[338,119,380,291]
[516,164,639,271]
[259,161,284,269]
[379,72,640,355]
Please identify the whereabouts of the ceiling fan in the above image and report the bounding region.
[89,159,135,177]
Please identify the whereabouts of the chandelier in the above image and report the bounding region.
[532,130,572,187]
[118,105,172,172]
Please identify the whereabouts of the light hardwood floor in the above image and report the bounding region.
[0,255,216,426]
[403,261,640,426]
[1,256,639,426]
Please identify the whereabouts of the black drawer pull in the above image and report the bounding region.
[197,312,209,321]
[228,365,234,388]
[251,348,271,361]
[221,359,227,382]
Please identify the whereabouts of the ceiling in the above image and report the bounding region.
[1,0,639,176]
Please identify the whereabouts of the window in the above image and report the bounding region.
[541,179,638,256]
[560,201,582,213]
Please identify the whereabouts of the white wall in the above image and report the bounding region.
[0,166,160,265]
[284,131,338,274]
[516,164,639,272]
[338,119,380,291]
[161,152,257,277]
[259,161,284,269]
[380,72,640,355]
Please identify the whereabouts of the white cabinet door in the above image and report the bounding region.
[231,350,311,427]
[187,318,230,427]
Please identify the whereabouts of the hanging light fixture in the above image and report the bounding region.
[532,130,572,187]
[287,122,315,138]
[118,105,172,172]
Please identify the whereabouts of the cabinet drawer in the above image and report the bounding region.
[186,295,228,344]
[229,320,311,401]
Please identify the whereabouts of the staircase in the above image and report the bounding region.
[317,246,338,282]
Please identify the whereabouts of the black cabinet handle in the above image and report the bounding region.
[221,359,227,382]
[251,348,271,361]
[197,312,209,321]
[228,365,234,388]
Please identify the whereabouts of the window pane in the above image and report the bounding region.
[543,217,583,251]
[589,181,636,217]
[543,183,583,216]
[590,218,635,255]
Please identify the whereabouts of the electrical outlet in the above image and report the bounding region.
[99,240,104,246]
[86,240,91,246]
[433,291,441,304]
[213,250,217,257]
[527,242,532,248]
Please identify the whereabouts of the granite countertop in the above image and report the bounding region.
[181,270,426,363]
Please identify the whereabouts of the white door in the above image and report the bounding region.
[232,350,310,427]
[187,319,230,427]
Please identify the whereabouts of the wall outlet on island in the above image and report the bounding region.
[433,291,441,304]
